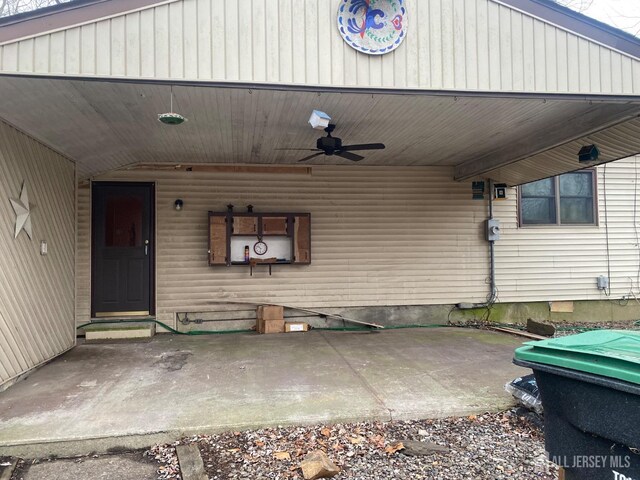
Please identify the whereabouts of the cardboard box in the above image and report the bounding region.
[256,305,285,334]
[256,316,267,334]
[285,322,309,333]
[257,305,284,321]
[261,319,285,334]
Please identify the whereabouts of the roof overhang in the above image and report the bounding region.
[0,75,639,185]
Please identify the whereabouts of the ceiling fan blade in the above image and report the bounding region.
[297,152,325,162]
[275,148,321,151]
[336,151,365,162]
[341,143,386,151]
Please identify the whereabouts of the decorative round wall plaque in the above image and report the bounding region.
[337,0,408,55]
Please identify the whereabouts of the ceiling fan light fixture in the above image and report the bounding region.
[282,124,385,163]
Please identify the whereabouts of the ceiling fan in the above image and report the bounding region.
[278,124,385,162]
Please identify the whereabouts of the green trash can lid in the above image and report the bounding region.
[514,330,640,385]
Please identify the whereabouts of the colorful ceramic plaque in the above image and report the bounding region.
[337,0,408,55]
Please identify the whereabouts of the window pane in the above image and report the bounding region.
[521,178,554,197]
[560,172,592,197]
[105,195,143,247]
[521,198,557,224]
[560,198,594,224]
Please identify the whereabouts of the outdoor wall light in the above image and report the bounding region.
[174,199,184,211]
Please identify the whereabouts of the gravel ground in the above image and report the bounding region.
[450,318,640,337]
[549,319,640,336]
[146,408,557,480]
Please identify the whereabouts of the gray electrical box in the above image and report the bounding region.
[597,276,609,291]
[486,219,501,241]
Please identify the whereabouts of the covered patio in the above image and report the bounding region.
[0,327,526,457]
[2,0,640,465]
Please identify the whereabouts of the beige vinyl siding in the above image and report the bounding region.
[494,157,640,302]
[76,166,492,327]
[2,0,640,95]
[0,120,75,387]
[76,158,640,328]
[75,184,91,330]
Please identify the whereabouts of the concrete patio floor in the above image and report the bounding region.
[0,328,527,457]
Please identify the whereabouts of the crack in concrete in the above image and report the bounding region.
[319,331,394,421]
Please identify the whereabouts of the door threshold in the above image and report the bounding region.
[94,310,150,318]
[89,316,156,322]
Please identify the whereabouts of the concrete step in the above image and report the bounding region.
[83,321,156,341]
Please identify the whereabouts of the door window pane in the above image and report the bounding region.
[105,195,143,247]
[521,198,557,224]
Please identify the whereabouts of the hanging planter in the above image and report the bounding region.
[158,85,187,125]
[158,112,187,125]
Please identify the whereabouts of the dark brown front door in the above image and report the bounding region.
[92,182,154,317]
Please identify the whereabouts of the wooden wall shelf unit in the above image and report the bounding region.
[208,211,311,271]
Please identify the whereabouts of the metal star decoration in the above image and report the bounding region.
[10,182,33,239]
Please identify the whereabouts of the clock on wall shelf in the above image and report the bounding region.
[208,210,311,274]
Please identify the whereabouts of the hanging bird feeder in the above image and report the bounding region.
[158,85,187,125]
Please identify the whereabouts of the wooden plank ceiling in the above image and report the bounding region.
[0,76,639,182]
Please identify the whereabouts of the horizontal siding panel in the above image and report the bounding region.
[0,121,75,387]
[1,0,639,95]
[75,158,640,328]
[494,156,640,302]
[76,165,493,327]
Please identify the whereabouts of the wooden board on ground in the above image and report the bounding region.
[280,304,385,329]
[491,326,548,340]
[205,300,384,329]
